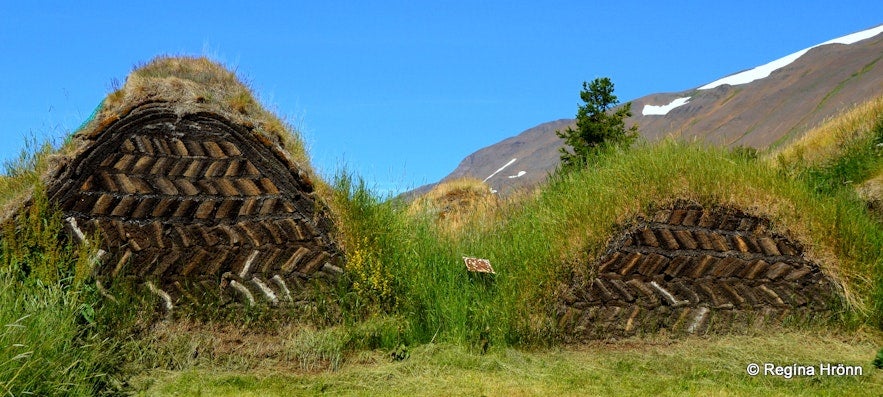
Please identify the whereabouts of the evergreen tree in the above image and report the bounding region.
[557,77,638,169]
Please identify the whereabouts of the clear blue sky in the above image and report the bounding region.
[2,1,882,194]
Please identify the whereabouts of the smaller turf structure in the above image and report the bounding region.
[559,200,839,339]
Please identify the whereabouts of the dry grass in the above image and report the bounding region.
[756,94,883,314]
[858,174,883,209]
[0,140,56,223]
[407,178,502,233]
[99,56,313,174]
[0,55,323,229]
[773,95,883,168]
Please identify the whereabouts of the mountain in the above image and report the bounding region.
[419,24,883,196]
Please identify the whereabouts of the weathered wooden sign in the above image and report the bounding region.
[463,257,495,274]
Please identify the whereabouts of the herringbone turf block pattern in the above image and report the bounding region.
[558,201,838,339]
[47,102,340,305]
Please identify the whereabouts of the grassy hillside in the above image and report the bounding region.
[774,95,883,221]
[2,62,882,393]
[131,130,883,394]
[331,139,883,348]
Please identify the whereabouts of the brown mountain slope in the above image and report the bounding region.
[422,26,883,195]
[632,33,883,147]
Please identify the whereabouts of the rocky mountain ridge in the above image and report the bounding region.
[414,25,883,196]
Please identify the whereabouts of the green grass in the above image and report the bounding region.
[2,136,882,395]
[0,274,115,396]
[132,330,883,396]
[2,71,883,394]
[788,114,883,195]
[0,186,126,395]
[0,141,157,395]
[330,140,883,349]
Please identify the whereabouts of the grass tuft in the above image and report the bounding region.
[0,185,133,395]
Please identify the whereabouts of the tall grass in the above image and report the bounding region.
[330,141,883,349]
[0,188,121,395]
[2,85,882,394]
[784,114,883,195]
[3,133,878,395]
[0,275,110,395]
[0,142,148,395]
[775,96,883,168]
[771,97,883,326]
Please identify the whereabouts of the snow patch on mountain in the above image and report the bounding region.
[699,25,883,90]
[508,171,527,179]
[642,97,691,116]
[484,158,517,182]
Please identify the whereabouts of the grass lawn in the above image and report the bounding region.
[132,329,883,396]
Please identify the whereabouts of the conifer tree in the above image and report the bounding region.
[557,77,638,168]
